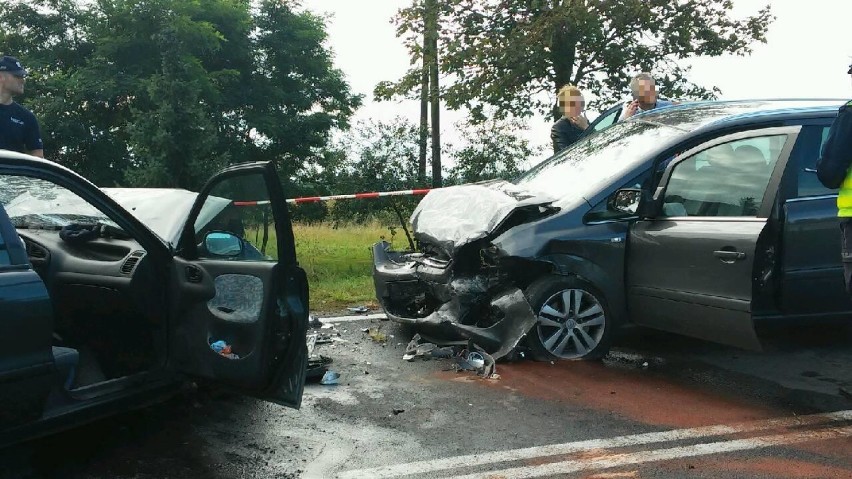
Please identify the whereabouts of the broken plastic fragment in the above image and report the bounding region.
[320,370,340,385]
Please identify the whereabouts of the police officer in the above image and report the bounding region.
[0,55,44,157]
[816,62,852,295]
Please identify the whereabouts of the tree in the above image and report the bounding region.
[0,0,361,189]
[315,118,422,225]
[378,0,773,121]
[447,118,541,184]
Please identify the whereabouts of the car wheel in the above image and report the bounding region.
[524,275,612,361]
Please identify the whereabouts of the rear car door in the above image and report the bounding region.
[780,122,851,316]
[0,202,54,428]
[627,127,800,349]
[168,162,309,408]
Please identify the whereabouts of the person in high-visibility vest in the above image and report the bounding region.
[816,62,852,294]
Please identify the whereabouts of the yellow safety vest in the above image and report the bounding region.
[838,172,852,217]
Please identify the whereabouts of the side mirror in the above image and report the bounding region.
[608,188,643,215]
[204,231,243,258]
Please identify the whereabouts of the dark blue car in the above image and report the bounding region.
[0,155,309,445]
[373,99,850,361]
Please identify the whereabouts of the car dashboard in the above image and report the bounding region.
[18,228,146,281]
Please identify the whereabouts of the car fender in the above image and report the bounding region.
[536,253,628,325]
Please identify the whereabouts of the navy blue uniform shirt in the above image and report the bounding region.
[816,100,852,189]
[0,102,43,153]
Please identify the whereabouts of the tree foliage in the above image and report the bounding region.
[446,118,539,184]
[0,0,361,189]
[377,0,774,120]
[309,118,424,224]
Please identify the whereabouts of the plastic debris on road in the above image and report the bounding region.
[402,334,455,361]
[320,370,341,385]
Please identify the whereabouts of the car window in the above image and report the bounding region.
[661,134,788,217]
[194,173,279,262]
[591,107,621,133]
[518,120,681,203]
[0,175,114,229]
[794,125,833,198]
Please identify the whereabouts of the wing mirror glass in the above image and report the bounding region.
[608,188,642,215]
[205,231,243,257]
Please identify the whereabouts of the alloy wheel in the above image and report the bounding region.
[535,288,606,359]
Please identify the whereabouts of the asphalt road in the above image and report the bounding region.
[3,317,851,479]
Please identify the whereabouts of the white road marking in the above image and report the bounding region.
[317,313,387,323]
[446,425,852,479]
[337,410,852,479]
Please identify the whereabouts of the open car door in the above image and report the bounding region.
[627,127,799,350]
[167,162,308,408]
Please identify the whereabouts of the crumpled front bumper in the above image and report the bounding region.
[371,241,537,358]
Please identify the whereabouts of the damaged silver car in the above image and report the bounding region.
[373,99,852,361]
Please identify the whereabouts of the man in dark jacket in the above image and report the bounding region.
[816,62,852,294]
[0,55,43,158]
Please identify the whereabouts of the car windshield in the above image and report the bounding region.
[0,176,115,229]
[517,120,682,202]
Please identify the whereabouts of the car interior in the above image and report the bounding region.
[2,177,163,407]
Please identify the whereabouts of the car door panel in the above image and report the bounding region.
[779,123,851,316]
[627,126,800,350]
[167,162,308,408]
[782,197,850,314]
[628,218,764,350]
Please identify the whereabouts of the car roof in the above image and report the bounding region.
[632,99,844,132]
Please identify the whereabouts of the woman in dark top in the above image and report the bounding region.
[550,84,589,154]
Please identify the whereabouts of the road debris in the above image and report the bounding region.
[306,320,344,381]
[402,334,455,361]
[347,306,370,314]
[391,408,405,415]
[366,328,388,343]
[320,370,341,386]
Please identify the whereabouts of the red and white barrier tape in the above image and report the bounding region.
[232,188,433,206]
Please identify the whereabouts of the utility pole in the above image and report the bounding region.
[425,0,441,187]
[418,19,429,184]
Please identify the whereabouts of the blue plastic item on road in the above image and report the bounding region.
[320,370,340,385]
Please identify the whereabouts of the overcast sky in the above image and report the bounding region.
[300,0,852,167]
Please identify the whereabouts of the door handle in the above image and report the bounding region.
[713,250,746,262]
[185,265,203,283]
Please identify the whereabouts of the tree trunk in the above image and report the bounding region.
[550,14,577,121]
[419,46,429,183]
[425,0,441,187]
[260,209,269,255]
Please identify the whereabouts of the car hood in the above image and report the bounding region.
[411,180,557,256]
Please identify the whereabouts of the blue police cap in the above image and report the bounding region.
[0,56,27,77]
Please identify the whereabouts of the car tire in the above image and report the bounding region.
[524,275,613,361]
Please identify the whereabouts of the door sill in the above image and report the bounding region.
[67,370,160,401]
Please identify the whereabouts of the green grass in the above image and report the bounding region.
[245,221,405,311]
[293,221,405,312]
